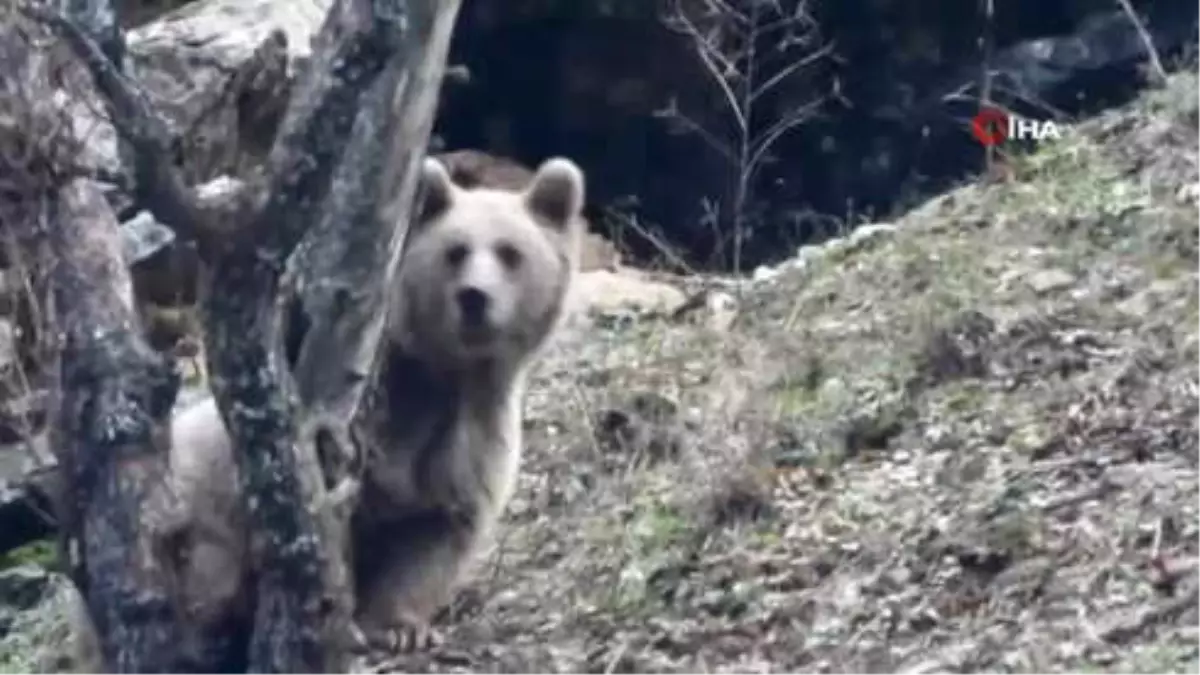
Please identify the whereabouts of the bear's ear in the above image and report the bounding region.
[415,156,455,225]
[524,157,585,231]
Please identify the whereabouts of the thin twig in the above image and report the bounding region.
[22,2,208,248]
[1113,0,1168,86]
[602,207,696,275]
[660,0,829,273]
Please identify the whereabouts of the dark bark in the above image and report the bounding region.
[4,13,188,670]
[30,0,465,671]
[50,177,188,673]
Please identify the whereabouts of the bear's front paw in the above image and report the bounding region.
[368,616,443,653]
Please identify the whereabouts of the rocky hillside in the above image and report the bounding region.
[3,63,1197,674]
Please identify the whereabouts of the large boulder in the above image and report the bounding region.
[66,0,332,216]
[0,565,91,674]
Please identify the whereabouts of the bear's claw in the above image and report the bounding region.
[367,619,443,654]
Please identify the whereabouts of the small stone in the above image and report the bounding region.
[119,211,177,265]
[848,222,897,247]
[1025,268,1076,294]
[704,291,738,332]
[753,265,780,283]
[574,269,686,315]
[1176,182,1198,204]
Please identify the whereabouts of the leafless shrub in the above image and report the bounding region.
[658,0,833,274]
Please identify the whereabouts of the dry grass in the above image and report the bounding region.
[367,70,1200,673]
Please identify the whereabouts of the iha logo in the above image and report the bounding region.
[971,107,1062,146]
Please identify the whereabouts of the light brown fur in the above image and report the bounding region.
[349,156,584,648]
[68,397,253,671]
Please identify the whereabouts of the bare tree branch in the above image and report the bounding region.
[746,95,826,175]
[668,0,749,134]
[707,0,750,26]
[254,5,406,261]
[1113,0,1167,86]
[3,10,193,668]
[749,39,834,104]
[23,2,209,249]
[56,0,125,66]
[660,0,830,272]
[656,100,738,164]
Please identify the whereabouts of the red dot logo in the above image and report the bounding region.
[971,108,1009,146]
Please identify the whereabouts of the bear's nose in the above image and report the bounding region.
[456,287,489,324]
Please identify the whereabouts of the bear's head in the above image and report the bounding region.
[389,155,585,370]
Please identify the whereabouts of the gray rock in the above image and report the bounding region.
[0,568,89,673]
[120,211,177,265]
[0,565,51,612]
[64,0,329,189]
[1025,268,1077,295]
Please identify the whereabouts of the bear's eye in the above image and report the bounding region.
[445,243,469,267]
[495,242,522,270]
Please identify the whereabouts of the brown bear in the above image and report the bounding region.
[66,396,253,672]
[69,154,587,664]
[349,154,584,649]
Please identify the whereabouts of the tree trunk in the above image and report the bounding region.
[21,0,464,670]
[50,177,190,673]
